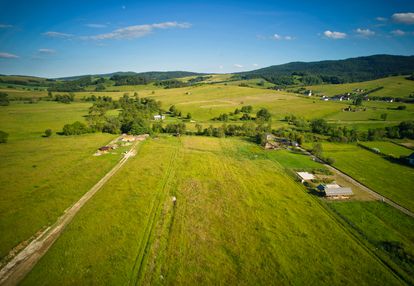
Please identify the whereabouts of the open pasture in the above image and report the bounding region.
[21,137,402,285]
[0,101,123,260]
[359,141,413,157]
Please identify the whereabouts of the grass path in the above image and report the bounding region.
[129,139,180,285]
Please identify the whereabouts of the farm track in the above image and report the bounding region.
[0,141,141,286]
[129,141,179,286]
[299,147,414,218]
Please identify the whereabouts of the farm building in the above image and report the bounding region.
[98,146,113,152]
[153,115,165,120]
[317,183,353,198]
[296,172,315,183]
[121,135,136,142]
[407,153,414,166]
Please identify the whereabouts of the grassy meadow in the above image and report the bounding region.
[0,101,124,260]
[0,73,413,285]
[359,141,413,157]
[22,137,402,285]
[306,76,414,98]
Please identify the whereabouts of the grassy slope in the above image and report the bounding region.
[0,102,91,140]
[329,201,414,282]
[23,137,400,285]
[306,76,414,98]
[319,143,414,212]
[0,102,121,259]
[326,101,414,123]
[359,141,413,157]
[140,85,344,121]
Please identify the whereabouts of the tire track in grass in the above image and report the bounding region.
[128,139,180,286]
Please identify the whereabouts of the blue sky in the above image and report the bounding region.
[0,0,414,77]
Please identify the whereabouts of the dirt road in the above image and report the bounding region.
[0,141,139,286]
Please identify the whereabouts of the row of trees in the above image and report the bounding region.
[52,93,75,104]
[151,121,272,140]
[308,118,414,142]
[110,75,148,86]
[0,92,9,106]
[212,106,271,122]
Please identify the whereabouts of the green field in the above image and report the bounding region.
[0,101,124,260]
[359,141,413,157]
[315,143,414,212]
[328,201,414,283]
[0,101,91,140]
[22,137,401,285]
[306,76,414,98]
[0,73,413,285]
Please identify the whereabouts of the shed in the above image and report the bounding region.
[324,187,353,197]
[153,115,165,120]
[297,172,315,183]
[99,146,112,152]
[408,153,414,166]
[317,183,353,197]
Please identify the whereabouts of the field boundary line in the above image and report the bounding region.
[0,140,141,286]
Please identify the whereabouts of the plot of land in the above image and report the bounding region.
[306,76,414,98]
[359,141,413,157]
[21,137,401,285]
[316,143,414,212]
[328,201,414,284]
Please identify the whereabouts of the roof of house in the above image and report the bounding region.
[297,172,315,181]
[408,152,414,159]
[324,187,353,197]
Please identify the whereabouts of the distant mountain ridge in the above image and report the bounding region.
[57,71,203,81]
[1,55,413,85]
[236,54,414,85]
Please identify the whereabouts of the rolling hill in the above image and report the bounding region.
[236,54,414,85]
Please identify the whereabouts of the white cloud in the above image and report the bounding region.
[0,52,19,59]
[391,29,406,36]
[0,24,13,28]
[233,64,243,68]
[323,30,347,39]
[376,17,387,22]
[392,13,414,24]
[273,33,282,40]
[83,22,191,40]
[38,48,56,54]
[43,31,73,38]
[252,63,259,67]
[272,33,293,40]
[85,23,107,28]
[356,28,375,37]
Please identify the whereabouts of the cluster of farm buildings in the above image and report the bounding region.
[296,172,353,199]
